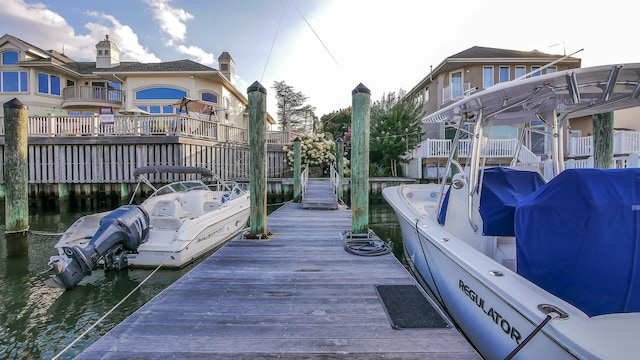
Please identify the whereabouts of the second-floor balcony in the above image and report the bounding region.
[569,131,640,157]
[62,86,122,107]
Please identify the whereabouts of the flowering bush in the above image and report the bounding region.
[283,133,336,170]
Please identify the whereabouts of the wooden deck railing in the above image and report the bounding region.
[0,115,291,145]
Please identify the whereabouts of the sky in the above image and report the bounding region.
[1,0,639,122]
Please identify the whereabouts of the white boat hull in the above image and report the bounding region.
[128,201,249,267]
[384,184,640,359]
[55,191,249,269]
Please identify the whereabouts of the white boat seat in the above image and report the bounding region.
[150,216,182,230]
[153,200,179,217]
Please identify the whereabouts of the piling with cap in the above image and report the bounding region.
[350,83,371,234]
[3,98,29,256]
[247,81,269,237]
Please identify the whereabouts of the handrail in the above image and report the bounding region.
[300,165,309,199]
[329,164,340,197]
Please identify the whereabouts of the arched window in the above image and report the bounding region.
[201,91,219,104]
[1,51,18,65]
[135,87,187,100]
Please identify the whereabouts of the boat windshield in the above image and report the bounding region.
[152,180,208,197]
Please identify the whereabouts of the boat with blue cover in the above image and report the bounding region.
[383,63,640,359]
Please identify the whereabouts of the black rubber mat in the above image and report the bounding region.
[375,284,450,329]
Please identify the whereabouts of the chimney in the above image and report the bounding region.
[218,52,236,85]
[96,34,120,69]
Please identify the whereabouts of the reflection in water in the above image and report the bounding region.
[0,202,402,359]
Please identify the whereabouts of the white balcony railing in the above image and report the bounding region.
[570,131,640,157]
[0,115,292,145]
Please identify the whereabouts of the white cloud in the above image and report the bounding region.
[176,45,215,65]
[145,0,192,46]
[0,0,94,60]
[86,11,161,63]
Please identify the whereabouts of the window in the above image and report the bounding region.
[135,87,187,100]
[2,51,19,65]
[451,71,463,98]
[201,91,219,104]
[515,66,526,79]
[483,66,494,88]
[499,66,510,83]
[547,66,557,74]
[1,71,28,92]
[37,72,61,95]
[531,66,542,77]
[0,51,27,93]
[424,88,430,103]
[137,105,176,114]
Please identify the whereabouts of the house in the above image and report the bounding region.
[407,46,582,144]
[403,46,640,178]
[0,33,274,127]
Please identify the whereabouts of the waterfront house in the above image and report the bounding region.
[403,46,640,178]
[0,33,288,205]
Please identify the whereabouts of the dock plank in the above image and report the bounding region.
[76,202,480,359]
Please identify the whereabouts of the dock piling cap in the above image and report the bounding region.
[247,81,267,94]
[352,83,371,95]
[3,98,27,110]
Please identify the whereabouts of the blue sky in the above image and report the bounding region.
[1,0,638,120]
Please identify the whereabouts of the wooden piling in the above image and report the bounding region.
[336,138,344,200]
[593,112,614,169]
[293,136,302,202]
[247,81,269,237]
[351,83,371,234]
[3,98,29,256]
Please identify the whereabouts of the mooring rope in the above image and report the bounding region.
[51,230,205,359]
[343,230,392,256]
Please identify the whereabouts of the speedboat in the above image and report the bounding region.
[383,63,640,359]
[47,166,250,289]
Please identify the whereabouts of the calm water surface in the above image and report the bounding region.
[0,201,402,359]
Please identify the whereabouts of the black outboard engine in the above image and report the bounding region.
[48,205,150,289]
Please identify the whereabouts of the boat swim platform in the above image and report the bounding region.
[75,202,480,359]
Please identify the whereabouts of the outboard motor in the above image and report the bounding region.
[48,205,150,289]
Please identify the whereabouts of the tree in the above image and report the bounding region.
[272,80,316,132]
[318,108,351,141]
[370,91,422,177]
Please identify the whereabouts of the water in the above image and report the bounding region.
[0,202,402,359]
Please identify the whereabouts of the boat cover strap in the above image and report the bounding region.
[515,168,640,316]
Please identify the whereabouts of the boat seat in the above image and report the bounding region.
[150,216,182,230]
[152,200,177,217]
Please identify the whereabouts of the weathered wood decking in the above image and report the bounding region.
[302,178,339,209]
[76,197,479,358]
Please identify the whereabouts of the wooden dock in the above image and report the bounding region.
[302,178,339,209]
[75,194,479,358]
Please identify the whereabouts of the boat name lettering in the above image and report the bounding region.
[459,280,521,345]
[196,226,225,243]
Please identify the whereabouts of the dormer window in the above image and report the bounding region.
[2,51,18,65]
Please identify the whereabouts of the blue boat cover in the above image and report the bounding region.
[515,168,640,316]
[479,167,545,236]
